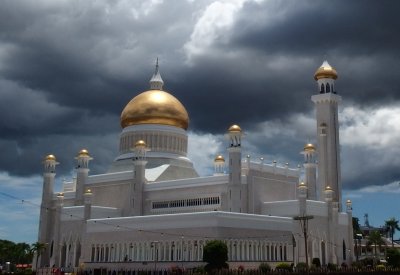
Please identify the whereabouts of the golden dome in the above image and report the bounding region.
[121,90,189,130]
[135,140,146,148]
[346,199,352,204]
[304,143,315,151]
[314,60,338,80]
[325,185,332,190]
[214,155,225,162]
[77,149,90,157]
[228,124,242,132]
[45,154,56,161]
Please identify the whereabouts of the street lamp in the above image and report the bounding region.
[355,233,362,262]
[151,241,159,275]
[181,236,185,271]
[293,215,314,273]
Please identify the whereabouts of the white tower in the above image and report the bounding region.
[227,124,242,213]
[311,61,342,209]
[130,140,147,216]
[301,143,317,200]
[38,154,59,268]
[75,149,93,205]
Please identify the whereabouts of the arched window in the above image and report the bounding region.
[320,83,325,94]
[326,83,331,93]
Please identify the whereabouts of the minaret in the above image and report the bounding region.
[79,189,93,266]
[150,58,164,90]
[214,155,225,175]
[53,192,64,267]
[301,143,317,200]
[130,140,147,216]
[311,61,342,209]
[38,154,59,268]
[345,199,354,263]
[75,149,93,206]
[227,124,242,213]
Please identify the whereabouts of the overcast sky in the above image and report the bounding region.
[1,0,400,243]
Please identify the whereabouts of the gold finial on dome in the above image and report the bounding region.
[314,60,338,80]
[45,154,56,161]
[135,140,146,148]
[214,155,225,162]
[228,124,242,132]
[77,149,90,157]
[304,143,315,151]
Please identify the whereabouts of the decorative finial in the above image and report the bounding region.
[149,58,164,90]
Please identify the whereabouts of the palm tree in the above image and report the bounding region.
[385,217,400,247]
[367,230,385,261]
[31,242,47,270]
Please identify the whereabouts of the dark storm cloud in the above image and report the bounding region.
[228,0,400,104]
[0,0,399,193]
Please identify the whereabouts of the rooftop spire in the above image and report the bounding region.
[149,58,164,90]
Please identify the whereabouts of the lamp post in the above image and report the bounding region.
[293,215,314,274]
[181,236,185,272]
[151,241,159,275]
[355,234,362,262]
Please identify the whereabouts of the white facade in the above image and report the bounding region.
[36,61,354,270]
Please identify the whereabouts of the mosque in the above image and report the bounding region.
[36,61,354,270]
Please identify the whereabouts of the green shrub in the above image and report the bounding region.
[275,262,292,272]
[203,240,228,271]
[375,264,386,270]
[259,262,271,273]
[192,266,206,274]
[387,247,400,268]
[312,258,321,268]
[327,263,338,271]
[295,262,307,271]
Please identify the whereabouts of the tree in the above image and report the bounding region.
[367,230,385,260]
[0,240,33,265]
[31,242,47,270]
[386,248,400,268]
[352,217,362,238]
[385,217,400,247]
[202,240,228,272]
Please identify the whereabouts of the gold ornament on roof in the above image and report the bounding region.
[228,124,242,132]
[214,155,225,162]
[304,143,315,151]
[135,140,146,148]
[45,154,56,161]
[314,60,338,80]
[77,149,90,157]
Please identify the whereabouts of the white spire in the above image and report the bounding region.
[149,58,164,90]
